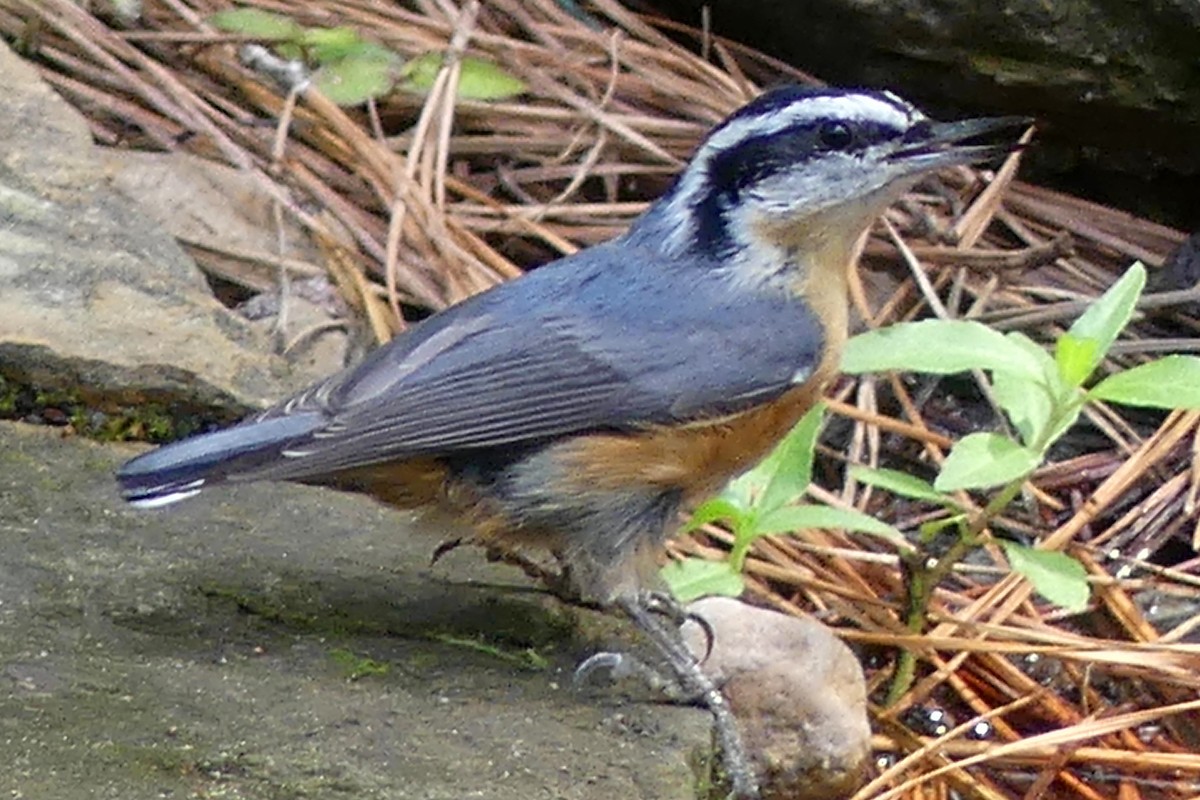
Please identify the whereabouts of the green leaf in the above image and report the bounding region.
[682,497,747,534]
[935,432,1040,491]
[849,466,956,506]
[401,53,526,100]
[456,56,526,100]
[209,8,302,40]
[719,468,756,513]
[1000,541,1089,611]
[1064,262,1146,378]
[400,52,443,92]
[757,404,824,513]
[1055,333,1100,388]
[1089,356,1200,409]
[719,404,823,514]
[660,558,744,603]
[276,42,304,61]
[997,332,1083,449]
[300,26,367,63]
[993,328,1070,448]
[992,331,1070,448]
[843,320,1044,380]
[752,505,906,545]
[992,367,1052,448]
[314,54,398,105]
[1005,330,1059,376]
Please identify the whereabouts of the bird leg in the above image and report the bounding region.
[576,592,761,800]
[431,540,585,604]
[483,546,579,602]
[435,546,756,795]
[640,591,716,661]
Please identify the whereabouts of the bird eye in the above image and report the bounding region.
[902,119,933,143]
[817,121,854,150]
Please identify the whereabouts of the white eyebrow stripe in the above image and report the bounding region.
[698,94,919,167]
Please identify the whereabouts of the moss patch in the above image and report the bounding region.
[328,648,391,681]
[0,368,244,443]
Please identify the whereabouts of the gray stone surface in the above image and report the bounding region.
[0,40,334,422]
[0,421,709,799]
[101,148,352,380]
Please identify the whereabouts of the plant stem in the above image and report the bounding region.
[885,474,1025,705]
[886,530,977,705]
[983,476,1026,519]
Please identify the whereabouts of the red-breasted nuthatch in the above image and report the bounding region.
[118,85,1027,799]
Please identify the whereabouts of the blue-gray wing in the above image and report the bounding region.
[236,260,824,482]
[114,245,826,497]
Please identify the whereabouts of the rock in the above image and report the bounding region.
[0,420,710,799]
[683,597,872,800]
[1150,232,1200,292]
[1144,231,1200,319]
[0,40,340,440]
[101,148,352,377]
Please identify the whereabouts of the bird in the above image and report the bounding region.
[117,85,1028,798]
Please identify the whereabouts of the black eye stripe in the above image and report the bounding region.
[903,119,934,143]
[677,85,922,256]
[704,118,904,197]
[708,128,823,194]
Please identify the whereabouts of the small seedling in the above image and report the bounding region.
[430,633,550,671]
[329,647,390,681]
[843,262,1200,608]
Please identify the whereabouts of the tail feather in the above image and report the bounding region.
[117,412,325,507]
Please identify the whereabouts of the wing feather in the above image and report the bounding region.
[228,251,826,483]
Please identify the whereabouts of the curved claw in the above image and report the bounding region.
[572,651,629,688]
[684,610,716,663]
[617,594,760,799]
[574,650,697,702]
[642,590,688,623]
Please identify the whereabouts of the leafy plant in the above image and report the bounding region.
[209,8,525,106]
[667,262,1200,700]
[661,404,907,603]
[403,52,528,101]
[844,262,1200,605]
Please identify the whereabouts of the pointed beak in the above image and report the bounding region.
[890,115,1033,171]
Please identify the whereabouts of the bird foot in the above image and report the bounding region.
[573,650,701,703]
[639,590,716,661]
[579,594,761,800]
